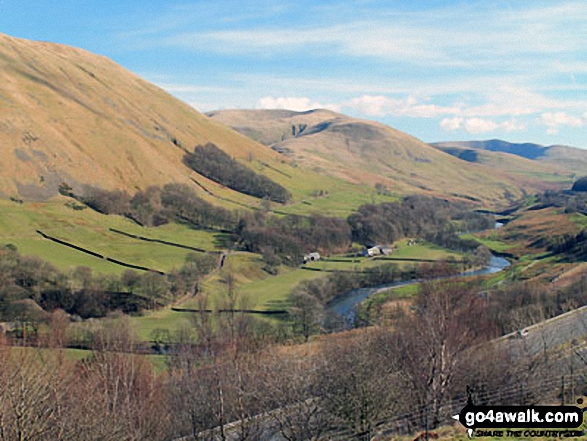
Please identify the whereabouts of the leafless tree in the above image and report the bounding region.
[319,329,405,437]
[396,280,494,428]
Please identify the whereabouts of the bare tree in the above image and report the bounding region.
[261,350,329,441]
[319,328,405,437]
[396,280,493,428]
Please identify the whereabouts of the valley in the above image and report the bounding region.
[1,29,587,441]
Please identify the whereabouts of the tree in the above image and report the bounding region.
[121,270,141,294]
[289,292,324,342]
[319,329,405,437]
[396,280,493,428]
[262,353,329,441]
[139,272,168,305]
[47,308,70,349]
[571,176,587,192]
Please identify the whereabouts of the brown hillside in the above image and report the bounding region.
[208,109,570,204]
[0,33,282,200]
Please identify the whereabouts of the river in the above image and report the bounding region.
[328,254,510,325]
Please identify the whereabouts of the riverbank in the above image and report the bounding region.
[328,254,511,325]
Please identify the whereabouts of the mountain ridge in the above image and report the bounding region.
[208,109,574,204]
[431,139,587,176]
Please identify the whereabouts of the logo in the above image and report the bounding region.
[452,397,585,438]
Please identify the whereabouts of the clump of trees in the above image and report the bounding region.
[0,330,170,440]
[534,188,587,214]
[571,176,587,192]
[184,143,291,203]
[348,195,493,248]
[236,213,351,265]
[545,229,587,259]
[73,185,493,265]
[0,245,217,331]
[163,279,559,440]
[79,183,236,229]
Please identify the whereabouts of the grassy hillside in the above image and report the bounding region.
[0,33,403,216]
[208,109,572,206]
[0,196,224,274]
[0,33,287,199]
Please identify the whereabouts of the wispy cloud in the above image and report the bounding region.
[117,1,587,146]
[256,96,340,112]
[345,95,460,118]
[146,2,587,71]
[440,117,525,134]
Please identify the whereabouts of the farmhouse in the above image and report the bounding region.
[364,245,393,257]
[303,252,321,263]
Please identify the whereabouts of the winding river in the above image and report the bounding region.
[328,221,511,324]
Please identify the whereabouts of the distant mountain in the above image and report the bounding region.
[208,109,574,205]
[432,140,587,176]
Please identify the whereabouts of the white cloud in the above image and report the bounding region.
[346,95,390,116]
[439,117,525,134]
[502,119,526,132]
[541,112,584,128]
[547,128,559,135]
[440,117,463,132]
[464,118,499,134]
[256,96,339,112]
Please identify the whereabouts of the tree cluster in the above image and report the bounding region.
[546,229,587,259]
[184,143,291,203]
[164,280,564,440]
[348,195,493,249]
[571,176,587,192]
[487,274,587,335]
[0,330,169,440]
[1,272,582,440]
[75,185,493,265]
[79,183,236,229]
[0,245,216,332]
[236,213,351,266]
[534,188,587,214]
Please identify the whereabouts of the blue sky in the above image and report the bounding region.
[2,0,587,148]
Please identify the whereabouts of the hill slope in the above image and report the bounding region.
[0,33,286,200]
[208,109,573,204]
[432,139,587,176]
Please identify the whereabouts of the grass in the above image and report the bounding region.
[0,197,223,274]
[130,308,193,342]
[570,212,587,229]
[10,346,169,373]
[129,241,467,341]
[460,232,514,253]
[389,239,462,260]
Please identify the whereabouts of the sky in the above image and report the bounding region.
[1,0,587,148]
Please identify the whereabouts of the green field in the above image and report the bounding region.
[570,212,587,229]
[1,196,472,343]
[460,232,514,253]
[200,158,399,218]
[11,346,169,373]
[130,242,463,341]
[0,197,223,274]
